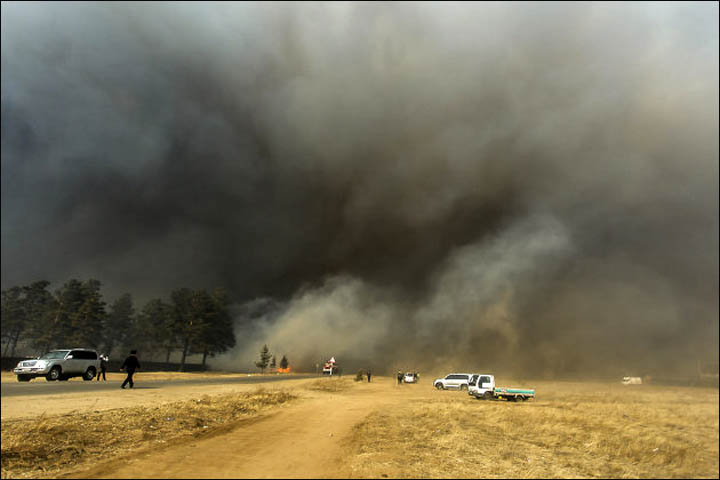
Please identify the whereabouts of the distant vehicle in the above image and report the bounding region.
[433,373,473,390]
[468,374,535,401]
[13,349,100,382]
[404,372,419,383]
[622,376,643,385]
[322,356,339,376]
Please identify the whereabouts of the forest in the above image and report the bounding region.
[0,279,236,368]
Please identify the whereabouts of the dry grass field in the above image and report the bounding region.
[1,389,296,479]
[0,371,291,383]
[305,376,356,392]
[1,376,717,478]
[345,380,719,479]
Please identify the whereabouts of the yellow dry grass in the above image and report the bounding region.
[345,381,719,479]
[0,370,297,383]
[1,388,296,479]
[305,376,355,393]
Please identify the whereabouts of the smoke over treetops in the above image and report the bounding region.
[1,2,717,374]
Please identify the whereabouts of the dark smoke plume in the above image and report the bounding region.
[2,2,717,375]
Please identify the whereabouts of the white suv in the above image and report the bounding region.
[13,349,101,382]
[433,373,473,390]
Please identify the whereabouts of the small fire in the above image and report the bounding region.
[276,367,291,373]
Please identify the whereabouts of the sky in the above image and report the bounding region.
[1,1,718,374]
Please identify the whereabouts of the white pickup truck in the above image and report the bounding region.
[468,374,535,401]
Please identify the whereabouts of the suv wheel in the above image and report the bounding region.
[17,374,31,382]
[460,384,467,391]
[46,367,61,381]
[435,382,444,390]
[83,367,96,381]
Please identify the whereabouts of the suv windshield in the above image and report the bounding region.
[40,351,69,360]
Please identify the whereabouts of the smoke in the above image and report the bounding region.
[2,2,717,375]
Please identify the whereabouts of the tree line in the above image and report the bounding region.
[254,344,289,373]
[1,279,236,370]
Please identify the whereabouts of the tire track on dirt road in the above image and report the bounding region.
[65,380,406,479]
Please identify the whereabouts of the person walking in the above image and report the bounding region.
[96,354,108,381]
[366,369,372,383]
[397,370,403,385]
[120,350,141,389]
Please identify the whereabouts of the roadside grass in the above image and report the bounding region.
[1,388,296,479]
[0,370,298,383]
[305,376,355,393]
[345,381,719,479]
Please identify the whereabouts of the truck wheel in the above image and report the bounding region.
[83,367,96,381]
[483,391,493,400]
[17,375,31,382]
[46,367,61,381]
[435,383,444,390]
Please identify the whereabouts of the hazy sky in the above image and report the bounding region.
[2,2,717,373]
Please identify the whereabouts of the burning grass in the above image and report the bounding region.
[345,381,719,479]
[1,388,296,479]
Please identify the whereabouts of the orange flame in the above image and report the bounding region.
[276,367,291,373]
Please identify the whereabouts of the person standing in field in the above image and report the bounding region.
[397,370,403,385]
[367,369,372,382]
[120,350,141,389]
[96,354,108,381]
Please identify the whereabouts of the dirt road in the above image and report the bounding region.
[1,373,316,397]
[65,378,404,479]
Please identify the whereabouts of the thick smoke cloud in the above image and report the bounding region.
[2,2,717,375]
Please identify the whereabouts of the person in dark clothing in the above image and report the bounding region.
[397,370,403,385]
[96,354,108,381]
[366,370,372,383]
[120,350,141,389]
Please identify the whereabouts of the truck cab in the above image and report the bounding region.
[468,374,495,397]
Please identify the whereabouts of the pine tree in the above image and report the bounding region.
[138,298,175,362]
[270,355,276,370]
[69,279,107,349]
[190,288,236,369]
[171,288,203,371]
[255,344,271,373]
[43,279,85,350]
[24,282,59,354]
[1,287,24,357]
[20,281,55,356]
[280,355,289,370]
[103,293,134,356]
